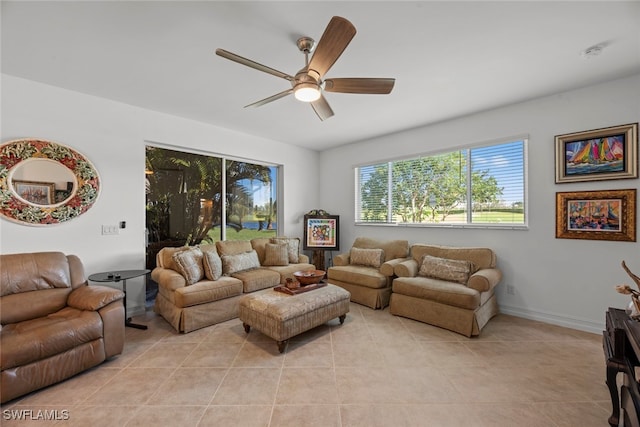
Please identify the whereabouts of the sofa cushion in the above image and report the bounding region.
[1,252,72,297]
[350,248,385,268]
[216,240,253,257]
[327,265,388,289]
[392,277,480,310]
[221,250,260,275]
[250,238,270,264]
[201,247,223,281]
[262,263,316,284]
[410,244,495,270]
[418,255,476,285]
[263,242,289,266]
[172,248,204,285]
[271,237,301,263]
[172,277,244,308]
[231,268,280,293]
[1,307,103,370]
[351,237,409,262]
[0,288,72,325]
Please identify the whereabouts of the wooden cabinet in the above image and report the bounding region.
[604,308,640,427]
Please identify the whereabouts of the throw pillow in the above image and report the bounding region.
[418,255,476,285]
[172,248,204,285]
[262,242,289,266]
[350,247,385,268]
[221,250,261,275]
[160,246,189,271]
[271,237,300,263]
[201,248,223,281]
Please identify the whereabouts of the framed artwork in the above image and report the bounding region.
[303,214,340,250]
[556,189,636,242]
[12,180,55,205]
[555,123,638,183]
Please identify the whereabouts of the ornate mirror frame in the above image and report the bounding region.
[0,138,100,225]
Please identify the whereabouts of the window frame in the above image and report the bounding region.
[354,135,529,230]
[145,142,282,242]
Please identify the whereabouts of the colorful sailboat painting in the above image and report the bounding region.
[556,123,637,183]
[565,135,625,176]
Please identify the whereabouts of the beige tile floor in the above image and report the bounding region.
[2,304,610,426]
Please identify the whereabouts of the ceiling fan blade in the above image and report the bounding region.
[216,48,294,81]
[244,89,293,108]
[310,94,334,121]
[307,16,356,79]
[324,78,395,94]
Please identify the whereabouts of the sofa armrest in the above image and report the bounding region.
[152,267,188,291]
[380,257,411,276]
[467,268,503,293]
[98,299,125,358]
[333,253,350,266]
[67,285,124,311]
[394,259,419,277]
[298,253,310,264]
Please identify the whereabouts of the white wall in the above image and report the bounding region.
[1,75,320,316]
[319,73,640,333]
[3,73,639,332]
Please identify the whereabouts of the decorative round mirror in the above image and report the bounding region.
[0,139,100,225]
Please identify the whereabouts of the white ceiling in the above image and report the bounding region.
[2,1,639,151]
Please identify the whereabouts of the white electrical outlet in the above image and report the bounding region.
[101,225,119,235]
[506,284,515,295]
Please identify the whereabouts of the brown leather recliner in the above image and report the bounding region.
[0,252,125,403]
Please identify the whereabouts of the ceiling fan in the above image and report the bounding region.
[216,16,395,121]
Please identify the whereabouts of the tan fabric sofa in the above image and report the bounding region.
[0,252,125,403]
[389,244,502,337]
[152,237,314,333]
[327,237,410,309]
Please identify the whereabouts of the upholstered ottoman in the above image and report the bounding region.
[239,284,350,353]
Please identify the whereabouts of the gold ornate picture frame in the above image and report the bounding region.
[555,123,638,183]
[556,189,636,241]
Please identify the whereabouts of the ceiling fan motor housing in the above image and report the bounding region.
[293,70,321,102]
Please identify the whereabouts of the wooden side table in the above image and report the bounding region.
[89,269,150,330]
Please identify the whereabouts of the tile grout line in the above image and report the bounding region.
[266,332,287,427]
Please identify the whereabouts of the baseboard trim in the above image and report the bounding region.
[499,304,604,335]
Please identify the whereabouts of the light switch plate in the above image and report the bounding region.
[101,225,119,235]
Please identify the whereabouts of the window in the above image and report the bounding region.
[145,146,278,247]
[356,138,526,227]
[225,160,278,241]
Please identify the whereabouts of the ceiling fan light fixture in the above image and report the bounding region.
[294,82,321,102]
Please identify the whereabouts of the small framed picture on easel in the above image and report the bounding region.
[303,214,340,251]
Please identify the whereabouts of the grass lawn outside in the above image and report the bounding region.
[392,210,525,224]
[207,226,277,242]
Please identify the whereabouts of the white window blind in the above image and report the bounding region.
[355,139,526,226]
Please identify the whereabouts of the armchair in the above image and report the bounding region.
[390,244,502,337]
[1,252,125,403]
[327,237,410,309]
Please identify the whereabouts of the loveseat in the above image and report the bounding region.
[0,252,125,403]
[389,244,502,337]
[152,237,314,333]
[327,237,410,309]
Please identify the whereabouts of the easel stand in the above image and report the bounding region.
[312,249,325,271]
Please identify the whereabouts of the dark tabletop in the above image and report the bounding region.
[88,269,150,283]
